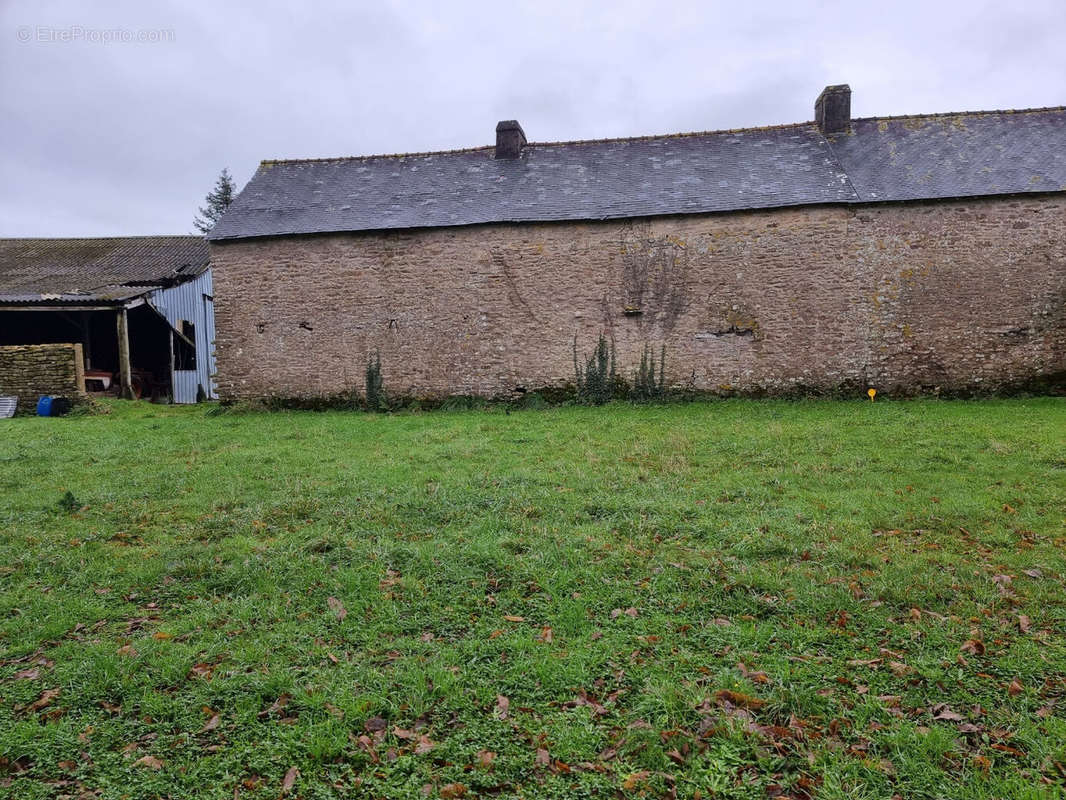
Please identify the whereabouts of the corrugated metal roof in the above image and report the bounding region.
[0,287,147,305]
[208,107,1066,241]
[0,236,210,304]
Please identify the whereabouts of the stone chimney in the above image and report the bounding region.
[815,84,851,135]
[495,120,526,159]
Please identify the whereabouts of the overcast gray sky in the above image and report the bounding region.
[2,0,1064,237]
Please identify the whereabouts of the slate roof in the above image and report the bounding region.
[208,107,1066,241]
[830,110,1066,201]
[0,236,209,305]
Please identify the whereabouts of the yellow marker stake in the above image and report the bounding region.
[867,388,877,401]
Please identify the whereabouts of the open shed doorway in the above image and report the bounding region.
[0,305,178,401]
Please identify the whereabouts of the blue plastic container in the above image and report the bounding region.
[36,396,53,416]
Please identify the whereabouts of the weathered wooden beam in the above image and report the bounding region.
[82,313,93,370]
[168,328,176,403]
[0,298,145,313]
[116,307,134,400]
[0,304,124,312]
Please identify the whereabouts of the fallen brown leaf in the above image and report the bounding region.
[25,688,60,713]
[622,771,651,791]
[503,615,525,623]
[715,689,766,710]
[476,749,495,768]
[931,704,964,722]
[326,596,347,621]
[440,783,466,798]
[737,662,770,684]
[258,694,290,718]
[1007,678,1024,697]
[135,755,163,770]
[324,703,344,719]
[201,714,221,733]
[991,742,1026,758]
[1018,615,1031,634]
[351,733,379,762]
[847,658,883,668]
[280,766,299,795]
[494,694,510,720]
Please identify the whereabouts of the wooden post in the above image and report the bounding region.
[168,328,176,403]
[116,307,134,399]
[82,313,93,370]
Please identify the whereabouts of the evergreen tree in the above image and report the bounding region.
[193,168,236,234]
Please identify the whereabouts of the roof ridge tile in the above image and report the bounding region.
[259,122,819,166]
[850,105,1066,125]
[255,107,1065,167]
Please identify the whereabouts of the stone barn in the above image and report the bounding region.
[207,86,1066,400]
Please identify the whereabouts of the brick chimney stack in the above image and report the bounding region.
[815,85,851,135]
[495,120,526,159]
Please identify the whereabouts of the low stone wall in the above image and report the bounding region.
[0,343,86,415]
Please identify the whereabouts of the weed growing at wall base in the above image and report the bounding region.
[573,333,618,405]
[365,351,387,411]
[632,342,667,402]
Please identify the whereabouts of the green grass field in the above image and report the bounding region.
[1,398,1064,799]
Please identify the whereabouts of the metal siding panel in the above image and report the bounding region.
[173,370,198,403]
[149,270,217,402]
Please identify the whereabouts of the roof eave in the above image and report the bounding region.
[205,187,1066,243]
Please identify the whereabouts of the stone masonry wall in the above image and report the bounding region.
[0,343,86,414]
[211,195,1066,400]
